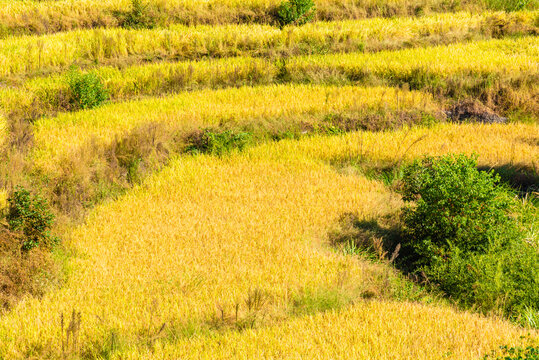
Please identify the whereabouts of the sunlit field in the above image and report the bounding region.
[1,125,538,358]
[0,0,537,358]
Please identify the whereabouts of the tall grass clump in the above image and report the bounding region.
[66,67,109,110]
[119,0,157,29]
[399,154,539,322]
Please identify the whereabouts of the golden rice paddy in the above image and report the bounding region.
[0,1,537,358]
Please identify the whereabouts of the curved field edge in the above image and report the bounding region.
[126,301,537,360]
[249,123,538,167]
[29,84,439,171]
[0,144,405,358]
[0,122,537,358]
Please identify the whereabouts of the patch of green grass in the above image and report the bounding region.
[484,0,535,11]
[186,129,252,156]
[484,338,539,360]
[290,288,351,317]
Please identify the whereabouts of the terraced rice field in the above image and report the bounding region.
[0,0,537,359]
[2,11,536,77]
[31,84,438,169]
[0,0,501,37]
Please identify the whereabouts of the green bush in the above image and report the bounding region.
[7,186,57,251]
[401,154,516,265]
[277,0,316,27]
[66,67,109,110]
[399,154,539,318]
[186,129,252,156]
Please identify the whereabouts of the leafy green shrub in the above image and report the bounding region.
[425,240,539,315]
[186,129,252,156]
[399,154,539,318]
[7,186,57,251]
[66,67,109,110]
[276,0,316,27]
[401,154,516,265]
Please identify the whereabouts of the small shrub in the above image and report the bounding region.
[66,67,109,110]
[121,0,157,29]
[7,186,57,251]
[186,129,251,156]
[276,0,316,27]
[400,154,516,266]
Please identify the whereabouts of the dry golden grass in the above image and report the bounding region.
[289,36,539,79]
[0,148,401,358]
[0,2,537,358]
[0,188,7,212]
[254,122,539,169]
[2,11,534,78]
[0,228,59,314]
[0,122,537,358]
[29,56,277,102]
[0,114,7,148]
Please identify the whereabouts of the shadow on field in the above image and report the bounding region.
[479,164,539,197]
[329,213,404,262]
[330,161,539,279]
